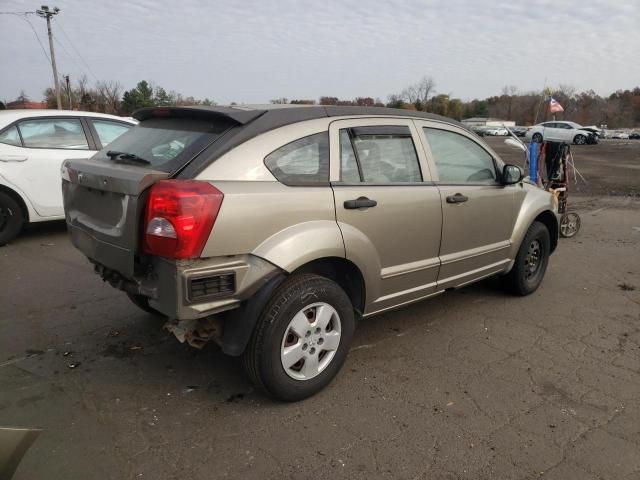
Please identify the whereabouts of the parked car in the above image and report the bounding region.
[612,131,630,139]
[0,110,136,244]
[629,131,640,139]
[62,106,558,401]
[508,126,528,137]
[525,121,597,145]
[484,127,509,136]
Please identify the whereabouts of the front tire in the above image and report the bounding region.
[532,132,543,143]
[0,192,24,246]
[503,221,550,296]
[574,134,586,145]
[242,274,355,401]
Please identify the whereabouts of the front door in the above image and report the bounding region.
[416,122,516,289]
[330,118,442,315]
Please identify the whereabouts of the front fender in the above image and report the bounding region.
[509,184,558,260]
[252,220,345,273]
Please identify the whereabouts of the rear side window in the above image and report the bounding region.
[339,126,422,183]
[92,119,132,147]
[0,126,21,147]
[423,128,497,184]
[94,117,231,173]
[18,118,89,149]
[264,132,329,186]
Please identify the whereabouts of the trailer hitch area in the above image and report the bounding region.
[164,316,224,349]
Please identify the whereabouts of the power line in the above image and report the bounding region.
[1,12,51,65]
[52,33,85,74]
[52,17,99,82]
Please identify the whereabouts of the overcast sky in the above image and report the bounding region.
[1,0,639,104]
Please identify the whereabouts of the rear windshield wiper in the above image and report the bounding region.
[105,150,150,165]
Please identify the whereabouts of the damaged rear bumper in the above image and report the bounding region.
[94,254,282,320]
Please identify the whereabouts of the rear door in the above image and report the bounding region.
[416,121,515,289]
[330,118,442,315]
[3,117,95,217]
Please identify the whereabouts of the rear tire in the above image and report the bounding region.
[0,192,24,246]
[242,274,355,401]
[503,221,550,296]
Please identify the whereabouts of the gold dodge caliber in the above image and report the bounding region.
[62,106,558,401]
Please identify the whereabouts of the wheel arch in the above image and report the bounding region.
[292,256,366,316]
[534,210,559,253]
[0,184,30,223]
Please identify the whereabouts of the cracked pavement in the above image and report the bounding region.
[1,195,639,480]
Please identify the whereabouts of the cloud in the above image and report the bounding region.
[1,0,638,103]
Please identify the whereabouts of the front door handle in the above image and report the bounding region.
[344,197,377,209]
[446,193,469,204]
[0,155,28,162]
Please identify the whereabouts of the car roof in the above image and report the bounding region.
[150,105,467,179]
[0,109,137,128]
[133,104,462,129]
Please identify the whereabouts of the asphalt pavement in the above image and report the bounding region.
[1,195,639,480]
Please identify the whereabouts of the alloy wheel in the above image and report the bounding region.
[280,302,342,381]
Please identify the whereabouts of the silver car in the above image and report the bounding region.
[62,106,558,401]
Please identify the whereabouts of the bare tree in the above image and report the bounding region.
[400,76,436,109]
[97,81,123,114]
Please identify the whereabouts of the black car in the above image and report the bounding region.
[629,131,640,140]
[508,126,527,137]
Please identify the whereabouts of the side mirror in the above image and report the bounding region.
[504,138,526,152]
[502,164,523,185]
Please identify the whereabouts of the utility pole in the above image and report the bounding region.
[64,74,72,109]
[36,5,62,110]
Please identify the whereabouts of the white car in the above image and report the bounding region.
[484,127,509,136]
[612,131,630,139]
[0,110,136,244]
[525,121,595,145]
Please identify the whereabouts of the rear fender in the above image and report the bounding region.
[252,220,345,273]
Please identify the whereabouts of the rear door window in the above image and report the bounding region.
[18,118,89,150]
[264,132,329,185]
[339,126,422,183]
[92,119,132,147]
[423,128,497,184]
[94,117,232,173]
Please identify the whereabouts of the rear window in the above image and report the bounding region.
[94,117,231,172]
[264,132,329,186]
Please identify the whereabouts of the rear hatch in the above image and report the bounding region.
[62,107,264,277]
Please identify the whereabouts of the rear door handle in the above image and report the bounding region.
[344,197,377,209]
[446,193,469,204]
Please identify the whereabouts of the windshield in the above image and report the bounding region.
[94,117,232,172]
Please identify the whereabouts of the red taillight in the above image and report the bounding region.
[143,180,223,259]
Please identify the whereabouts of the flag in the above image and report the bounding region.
[549,97,564,113]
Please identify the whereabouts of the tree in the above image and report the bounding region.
[121,80,155,114]
[319,96,339,105]
[270,97,288,104]
[399,76,436,110]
